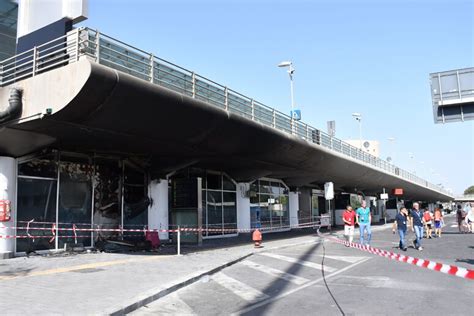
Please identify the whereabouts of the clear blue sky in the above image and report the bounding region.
[79,0,473,195]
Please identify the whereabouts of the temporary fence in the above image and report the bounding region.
[1,217,329,255]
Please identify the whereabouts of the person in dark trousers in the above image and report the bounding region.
[456,204,467,233]
[392,207,409,251]
[410,202,425,251]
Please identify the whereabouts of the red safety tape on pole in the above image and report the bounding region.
[318,232,474,280]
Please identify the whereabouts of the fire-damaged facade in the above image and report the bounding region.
[15,150,149,253]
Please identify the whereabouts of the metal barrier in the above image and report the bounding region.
[0,27,451,197]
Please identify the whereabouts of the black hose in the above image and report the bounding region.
[319,228,345,316]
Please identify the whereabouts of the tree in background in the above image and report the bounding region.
[464,185,474,195]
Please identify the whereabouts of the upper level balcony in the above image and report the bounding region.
[0,27,452,198]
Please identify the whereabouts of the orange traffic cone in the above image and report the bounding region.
[252,229,262,248]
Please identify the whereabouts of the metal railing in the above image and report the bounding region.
[0,27,452,197]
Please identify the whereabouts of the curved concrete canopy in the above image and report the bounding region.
[0,59,452,201]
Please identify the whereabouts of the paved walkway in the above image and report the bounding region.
[0,224,392,315]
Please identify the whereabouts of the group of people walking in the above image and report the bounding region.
[392,202,444,251]
[341,201,448,252]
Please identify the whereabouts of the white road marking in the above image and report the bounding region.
[241,260,310,285]
[232,257,371,315]
[319,255,367,263]
[212,273,269,302]
[260,252,336,272]
[450,224,458,228]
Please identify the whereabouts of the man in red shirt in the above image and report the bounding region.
[342,205,356,245]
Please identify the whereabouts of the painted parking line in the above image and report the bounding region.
[212,273,269,302]
[260,252,336,272]
[0,255,172,281]
[241,260,310,285]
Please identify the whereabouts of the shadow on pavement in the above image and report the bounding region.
[455,259,474,266]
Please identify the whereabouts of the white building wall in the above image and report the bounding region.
[289,192,299,227]
[0,157,16,258]
[17,0,88,37]
[148,179,169,240]
[236,183,250,232]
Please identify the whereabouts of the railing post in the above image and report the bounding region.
[251,99,255,120]
[32,46,37,76]
[177,226,181,256]
[192,72,196,98]
[224,87,228,110]
[272,109,276,128]
[96,29,100,63]
[149,53,154,83]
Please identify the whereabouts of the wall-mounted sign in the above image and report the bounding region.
[392,188,404,196]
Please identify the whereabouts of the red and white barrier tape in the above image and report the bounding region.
[3,221,321,235]
[318,232,474,280]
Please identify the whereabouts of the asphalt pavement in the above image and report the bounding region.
[132,214,473,316]
[0,216,471,315]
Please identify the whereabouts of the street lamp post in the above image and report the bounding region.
[278,61,295,132]
[352,113,362,149]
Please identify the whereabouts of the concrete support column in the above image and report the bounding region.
[289,192,299,228]
[0,157,16,259]
[148,179,169,240]
[236,183,250,232]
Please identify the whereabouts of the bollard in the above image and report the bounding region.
[252,229,262,248]
[177,226,181,256]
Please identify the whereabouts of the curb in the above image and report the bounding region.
[109,253,254,315]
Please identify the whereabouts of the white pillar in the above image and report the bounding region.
[289,192,299,228]
[148,179,169,240]
[236,183,250,232]
[0,157,16,259]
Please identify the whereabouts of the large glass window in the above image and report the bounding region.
[16,151,150,253]
[250,179,289,229]
[58,157,93,249]
[16,152,58,253]
[123,162,149,240]
[16,178,58,253]
[202,172,237,237]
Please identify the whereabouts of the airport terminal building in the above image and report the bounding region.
[0,1,453,258]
